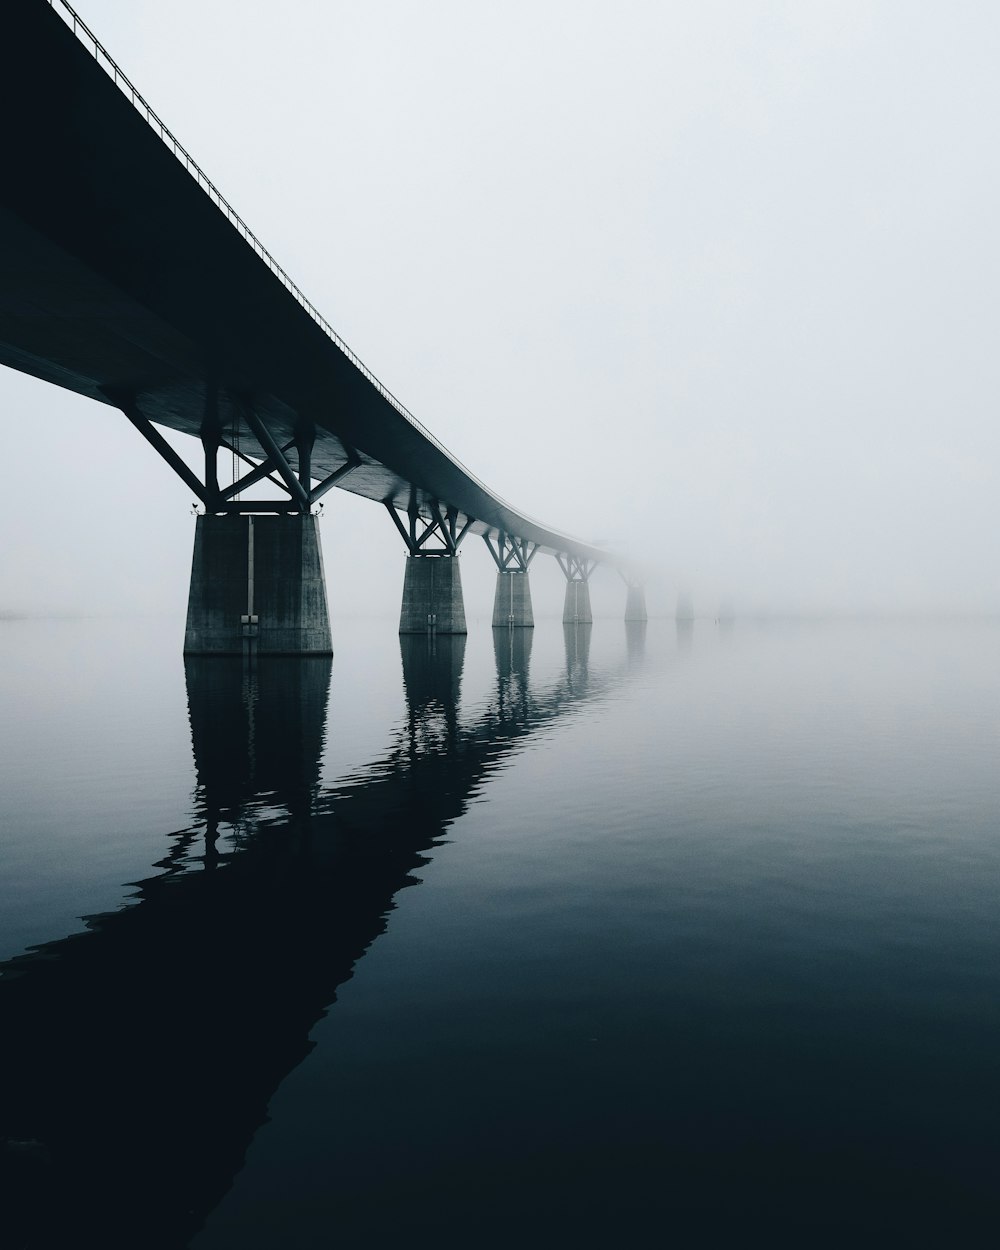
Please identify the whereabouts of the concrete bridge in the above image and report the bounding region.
[0,1,647,652]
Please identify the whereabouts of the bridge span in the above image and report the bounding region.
[1,1,647,651]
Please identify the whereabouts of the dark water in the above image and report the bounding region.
[1,615,998,1247]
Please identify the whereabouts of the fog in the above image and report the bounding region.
[3,0,998,620]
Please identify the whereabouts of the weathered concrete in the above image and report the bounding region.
[398,555,467,634]
[562,578,593,625]
[184,514,332,655]
[625,585,648,622]
[492,570,534,628]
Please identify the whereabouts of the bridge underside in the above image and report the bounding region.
[0,3,609,567]
[0,201,437,524]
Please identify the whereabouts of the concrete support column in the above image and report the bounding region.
[399,555,467,634]
[562,578,593,625]
[492,570,534,628]
[625,584,648,622]
[184,514,332,655]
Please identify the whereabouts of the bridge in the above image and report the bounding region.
[0,1,647,652]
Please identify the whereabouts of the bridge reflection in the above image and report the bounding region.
[0,627,634,1248]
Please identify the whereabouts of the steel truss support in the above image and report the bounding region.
[483,532,539,572]
[201,378,223,510]
[557,550,596,625]
[556,553,597,582]
[238,401,311,512]
[112,389,359,514]
[294,421,314,494]
[310,447,361,504]
[111,390,209,504]
[220,438,296,499]
[384,499,473,556]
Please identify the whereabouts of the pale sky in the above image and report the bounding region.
[3,0,999,619]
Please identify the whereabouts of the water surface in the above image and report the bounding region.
[1,615,998,1246]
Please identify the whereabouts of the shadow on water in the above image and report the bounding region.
[0,625,629,1248]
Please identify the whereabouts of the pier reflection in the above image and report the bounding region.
[0,626,619,1248]
[183,656,331,867]
[492,625,533,723]
[563,621,592,689]
[625,619,647,665]
[400,634,466,757]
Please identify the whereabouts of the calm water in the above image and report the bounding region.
[1,615,999,1247]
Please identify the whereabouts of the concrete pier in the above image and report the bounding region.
[625,584,648,622]
[184,514,332,655]
[562,578,593,625]
[398,555,467,634]
[492,570,534,628]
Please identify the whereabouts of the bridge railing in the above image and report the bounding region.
[43,0,513,511]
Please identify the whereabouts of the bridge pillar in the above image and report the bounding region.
[184,514,332,655]
[557,553,595,625]
[386,502,470,635]
[399,555,467,635]
[624,586,647,621]
[563,578,593,624]
[624,582,648,622]
[492,571,534,628]
[483,532,537,628]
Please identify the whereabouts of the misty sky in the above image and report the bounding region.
[3,0,998,619]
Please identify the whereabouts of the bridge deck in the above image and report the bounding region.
[0,1,609,563]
